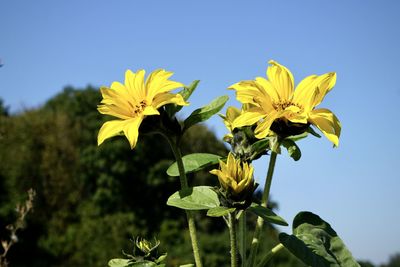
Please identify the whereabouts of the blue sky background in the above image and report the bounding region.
[1,0,399,265]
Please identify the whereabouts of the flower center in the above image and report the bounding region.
[130,100,147,117]
[272,100,302,111]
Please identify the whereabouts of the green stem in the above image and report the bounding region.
[166,136,203,267]
[238,211,247,267]
[229,212,238,267]
[247,151,278,267]
[257,243,284,267]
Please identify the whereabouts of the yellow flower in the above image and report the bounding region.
[220,106,241,140]
[98,69,188,149]
[210,153,254,196]
[229,60,341,147]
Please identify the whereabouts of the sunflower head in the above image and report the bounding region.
[229,60,341,147]
[97,69,188,149]
[210,153,256,207]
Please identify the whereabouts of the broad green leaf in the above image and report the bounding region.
[207,206,236,217]
[183,95,229,130]
[281,139,301,161]
[179,264,194,267]
[165,80,199,117]
[167,186,220,210]
[279,211,360,267]
[167,153,221,176]
[108,259,133,267]
[248,204,288,226]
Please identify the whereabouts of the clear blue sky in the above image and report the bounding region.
[1,0,399,265]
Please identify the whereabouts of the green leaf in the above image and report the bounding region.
[248,204,288,226]
[155,253,167,264]
[108,259,133,267]
[167,186,220,210]
[281,139,301,161]
[183,95,229,130]
[279,211,360,267]
[207,206,236,217]
[131,262,158,267]
[250,138,270,159]
[179,264,194,267]
[165,80,199,117]
[180,80,199,101]
[166,153,221,177]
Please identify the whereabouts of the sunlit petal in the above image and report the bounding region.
[233,108,265,128]
[311,72,336,108]
[123,117,143,149]
[309,108,341,147]
[97,119,128,146]
[267,60,294,100]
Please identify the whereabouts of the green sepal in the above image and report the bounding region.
[268,136,281,154]
[286,131,308,142]
[166,153,221,177]
[249,138,270,160]
[167,186,220,210]
[279,211,360,267]
[281,139,301,161]
[207,206,236,217]
[183,95,229,131]
[248,204,288,226]
[307,126,322,138]
[165,80,199,118]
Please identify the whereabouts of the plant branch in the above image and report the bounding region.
[165,135,203,267]
[247,151,278,267]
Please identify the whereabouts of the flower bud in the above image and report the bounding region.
[210,153,256,207]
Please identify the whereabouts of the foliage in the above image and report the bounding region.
[0,87,286,267]
[1,86,387,266]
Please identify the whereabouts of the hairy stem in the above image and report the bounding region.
[166,136,203,267]
[229,212,238,267]
[257,243,285,267]
[248,151,278,267]
[238,211,247,267]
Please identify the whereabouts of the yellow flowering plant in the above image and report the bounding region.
[98,62,359,267]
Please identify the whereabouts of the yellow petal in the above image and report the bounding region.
[97,104,131,120]
[100,86,132,109]
[145,69,184,100]
[254,110,281,139]
[311,72,336,108]
[97,119,128,146]
[226,106,241,122]
[267,60,294,101]
[125,69,146,101]
[152,93,188,109]
[233,108,265,128]
[142,106,160,116]
[123,117,144,149]
[255,77,280,102]
[292,74,319,110]
[309,108,341,147]
[229,80,265,105]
